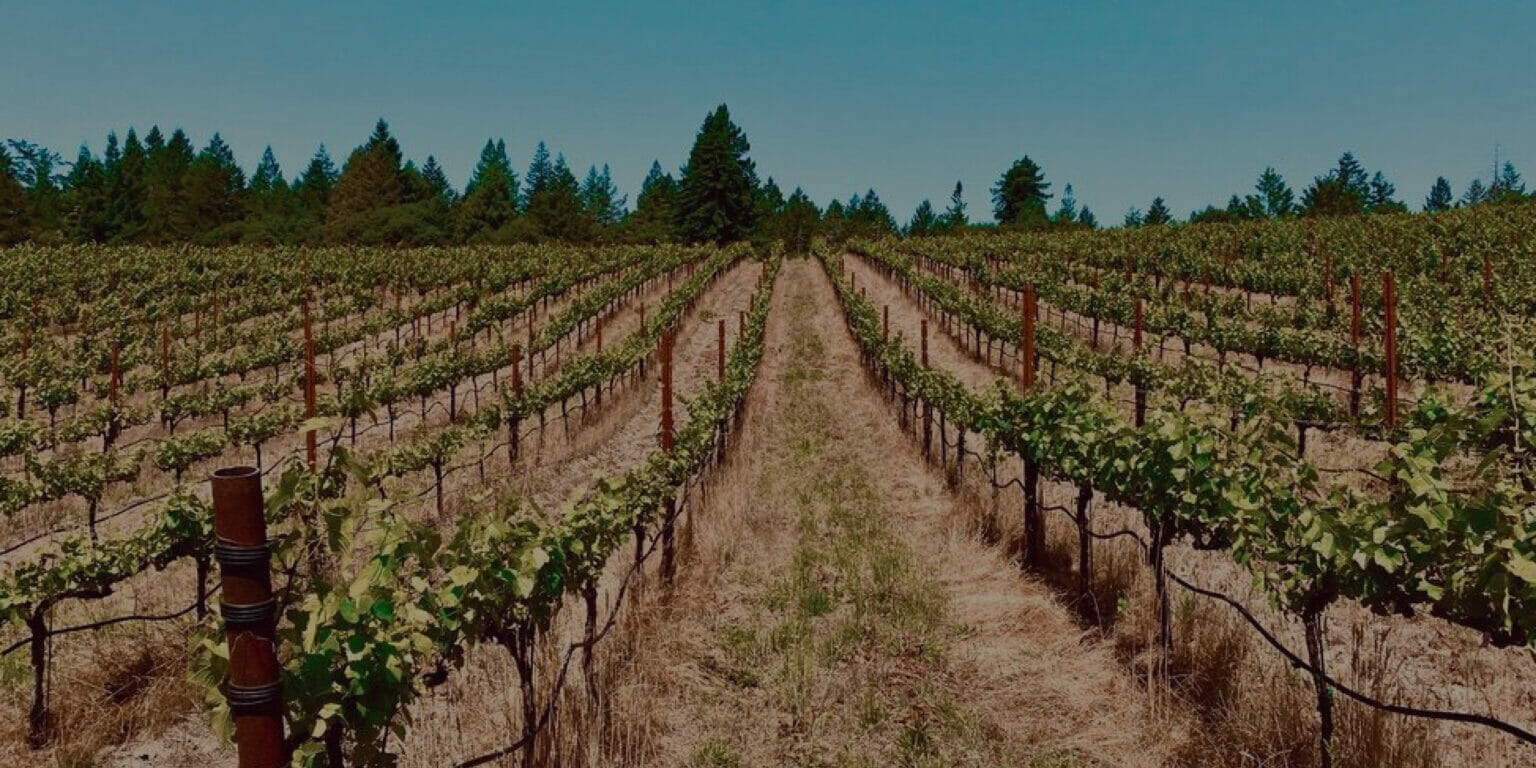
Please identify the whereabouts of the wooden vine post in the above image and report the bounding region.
[882,305,890,343]
[303,299,317,471]
[1133,298,1146,428]
[210,466,285,768]
[738,310,745,341]
[1383,271,1398,432]
[1020,285,1043,571]
[1348,274,1362,419]
[717,320,726,382]
[920,320,932,460]
[659,330,678,585]
[160,324,171,401]
[106,341,121,448]
[509,345,523,466]
[1482,256,1493,304]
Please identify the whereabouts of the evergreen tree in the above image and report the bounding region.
[624,160,679,243]
[65,145,111,242]
[525,153,588,241]
[846,189,898,238]
[579,164,626,228]
[907,199,941,237]
[1255,167,1295,218]
[779,187,820,253]
[1077,206,1098,230]
[1051,183,1078,228]
[1143,196,1173,226]
[1334,152,1370,199]
[328,119,407,221]
[991,156,1051,229]
[142,128,194,242]
[943,180,967,231]
[1462,178,1488,207]
[5,139,65,238]
[822,198,848,241]
[1490,161,1526,204]
[1123,207,1143,228]
[294,145,338,212]
[0,145,32,244]
[421,156,454,203]
[1366,171,1406,213]
[183,133,246,239]
[1424,177,1454,212]
[677,104,759,243]
[458,139,519,238]
[522,141,553,209]
[107,128,148,241]
[249,146,286,196]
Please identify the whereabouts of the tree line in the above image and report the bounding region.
[2,108,1530,247]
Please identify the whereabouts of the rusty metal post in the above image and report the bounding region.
[210,466,284,768]
[1383,272,1398,431]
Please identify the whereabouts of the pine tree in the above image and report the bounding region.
[1462,178,1488,207]
[522,141,553,209]
[753,176,785,236]
[328,119,407,221]
[65,145,111,242]
[943,180,967,231]
[847,189,897,238]
[183,133,246,238]
[1123,207,1143,228]
[1143,197,1173,226]
[1424,177,1454,212]
[1051,184,1078,228]
[249,146,286,196]
[458,139,519,238]
[991,157,1051,229]
[421,156,454,203]
[1077,206,1098,230]
[780,187,820,253]
[142,129,194,242]
[676,104,759,243]
[907,200,941,237]
[1255,167,1295,218]
[625,160,679,243]
[525,152,588,241]
[5,139,65,238]
[579,164,626,228]
[107,128,148,241]
[1366,171,1406,213]
[294,145,338,211]
[1490,161,1526,204]
[0,145,32,244]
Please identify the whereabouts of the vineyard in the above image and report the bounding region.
[0,208,1534,768]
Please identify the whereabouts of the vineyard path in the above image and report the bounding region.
[607,257,1179,767]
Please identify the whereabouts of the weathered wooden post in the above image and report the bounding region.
[659,330,678,584]
[1383,271,1398,431]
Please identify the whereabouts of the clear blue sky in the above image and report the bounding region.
[3,1,1533,223]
